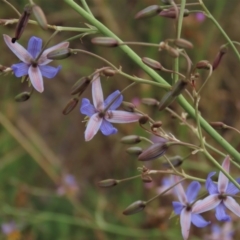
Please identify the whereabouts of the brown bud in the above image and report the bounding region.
[126,147,143,156]
[138,141,168,161]
[47,48,72,60]
[91,37,119,47]
[159,8,189,19]
[102,68,117,77]
[212,46,228,71]
[121,101,136,112]
[142,57,163,70]
[141,98,159,106]
[171,79,188,97]
[142,175,153,183]
[71,77,91,95]
[62,98,79,115]
[14,92,31,102]
[98,179,119,188]
[151,121,163,130]
[174,38,193,49]
[135,5,162,19]
[32,4,48,30]
[165,45,179,58]
[196,60,211,70]
[123,200,146,215]
[121,135,141,144]
[12,5,32,43]
[139,115,149,124]
[161,155,183,169]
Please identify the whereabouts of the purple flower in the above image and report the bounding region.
[80,74,140,141]
[3,34,69,92]
[195,13,205,22]
[172,176,210,240]
[193,156,240,222]
[57,174,79,196]
[1,221,17,235]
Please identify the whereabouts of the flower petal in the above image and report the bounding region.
[84,113,102,141]
[224,196,240,218]
[104,90,123,110]
[192,194,220,214]
[39,41,69,65]
[215,203,231,221]
[106,110,140,123]
[172,201,184,215]
[39,65,61,78]
[92,74,104,110]
[218,156,230,193]
[11,63,29,77]
[28,66,44,92]
[100,119,117,135]
[80,98,95,117]
[226,177,240,195]
[206,172,218,194]
[186,181,201,203]
[180,208,191,240]
[27,36,42,59]
[3,34,32,63]
[173,176,187,204]
[191,214,210,228]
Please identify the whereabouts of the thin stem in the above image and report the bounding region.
[197,65,213,94]
[2,0,21,17]
[80,0,94,16]
[118,175,141,183]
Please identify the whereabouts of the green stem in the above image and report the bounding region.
[64,0,240,162]
[80,0,93,16]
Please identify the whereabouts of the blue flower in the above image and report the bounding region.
[172,176,210,240]
[3,34,69,92]
[193,155,240,222]
[80,74,140,141]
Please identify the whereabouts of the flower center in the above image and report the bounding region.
[31,60,38,68]
[186,204,192,212]
[218,194,226,200]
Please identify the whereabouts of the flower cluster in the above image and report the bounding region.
[172,156,240,240]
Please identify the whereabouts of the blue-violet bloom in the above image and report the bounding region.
[172,176,210,240]
[80,74,140,141]
[192,155,240,222]
[3,34,69,93]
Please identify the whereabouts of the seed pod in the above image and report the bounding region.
[62,98,79,115]
[142,57,163,70]
[161,155,183,169]
[126,147,143,156]
[174,38,193,49]
[135,5,162,19]
[91,37,119,47]
[14,92,31,102]
[121,135,141,144]
[121,101,136,112]
[12,5,32,43]
[98,179,119,188]
[159,8,189,19]
[138,141,168,161]
[123,200,146,215]
[102,68,117,77]
[47,48,72,60]
[32,4,48,30]
[196,60,211,70]
[71,77,91,95]
[141,98,159,106]
[212,45,228,71]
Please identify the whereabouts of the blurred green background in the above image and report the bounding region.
[1,0,240,239]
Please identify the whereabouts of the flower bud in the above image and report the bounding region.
[121,135,141,144]
[123,200,146,215]
[212,45,227,71]
[126,147,143,156]
[47,48,72,60]
[102,68,117,77]
[142,57,163,70]
[139,115,149,125]
[151,121,163,130]
[138,141,168,161]
[121,101,136,112]
[196,60,211,70]
[14,92,31,102]
[62,98,79,115]
[135,5,162,19]
[159,8,189,19]
[12,5,32,43]
[174,38,193,49]
[171,79,188,97]
[165,45,179,58]
[98,179,119,188]
[71,77,91,95]
[158,91,175,111]
[91,37,119,47]
[32,4,48,30]
[142,175,153,183]
[161,155,183,168]
[141,98,159,106]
